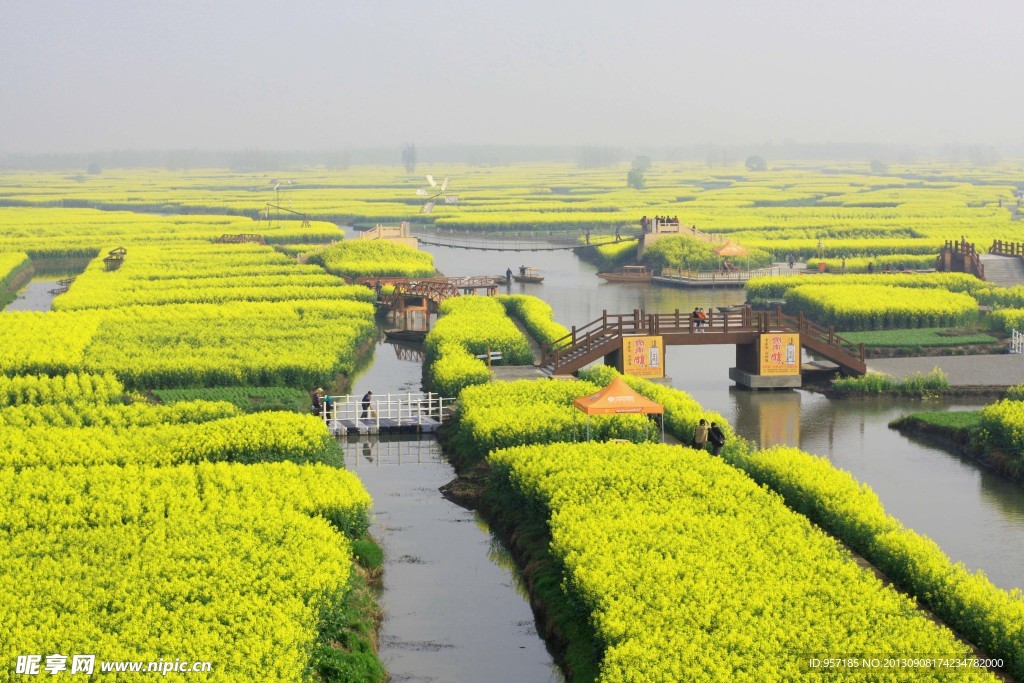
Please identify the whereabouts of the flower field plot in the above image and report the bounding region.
[309,239,435,279]
[0,461,372,682]
[0,300,376,388]
[490,442,999,682]
[784,283,978,330]
[52,242,372,310]
[0,207,340,259]
[2,163,1021,260]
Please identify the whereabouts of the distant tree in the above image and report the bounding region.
[627,168,646,190]
[401,143,417,174]
[870,159,889,174]
[627,155,649,190]
[86,162,101,175]
[745,155,767,172]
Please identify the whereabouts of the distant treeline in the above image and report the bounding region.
[0,142,1005,171]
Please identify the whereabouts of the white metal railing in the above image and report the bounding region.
[1012,329,1024,354]
[658,266,781,281]
[320,392,455,433]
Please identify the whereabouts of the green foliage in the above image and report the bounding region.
[746,272,988,302]
[805,253,937,273]
[154,386,312,413]
[831,368,949,394]
[745,155,767,171]
[0,251,31,289]
[1008,384,1024,401]
[591,240,637,271]
[900,410,982,431]
[839,327,997,347]
[497,294,570,348]
[980,399,1024,464]
[642,234,772,271]
[310,239,435,279]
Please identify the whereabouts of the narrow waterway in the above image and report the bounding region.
[344,330,563,682]
[408,232,1024,593]
[3,278,61,312]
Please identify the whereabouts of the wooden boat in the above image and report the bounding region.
[494,274,511,285]
[597,265,652,282]
[383,328,428,343]
[512,267,544,283]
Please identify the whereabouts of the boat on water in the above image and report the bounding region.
[512,266,544,283]
[383,328,428,343]
[597,265,652,282]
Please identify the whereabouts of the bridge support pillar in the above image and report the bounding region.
[604,348,623,372]
[730,341,800,389]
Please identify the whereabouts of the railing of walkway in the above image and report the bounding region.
[544,306,866,373]
[657,266,782,283]
[321,392,456,431]
[990,240,1024,257]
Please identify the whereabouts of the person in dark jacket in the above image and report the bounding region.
[361,390,373,419]
[708,422,726,455]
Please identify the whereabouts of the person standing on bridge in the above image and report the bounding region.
[361,390,373,419]
[693,419,709,451]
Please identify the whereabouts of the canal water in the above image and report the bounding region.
[409,232,1024,593]
[344,334,563,682]
[3,278,61,312]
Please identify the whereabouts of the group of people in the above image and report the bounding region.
[692,418,726,455]
[312,388,376,419]
[639,215,682,233]
[690,306,709,332]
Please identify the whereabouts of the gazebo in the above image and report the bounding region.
[573,376,665,442]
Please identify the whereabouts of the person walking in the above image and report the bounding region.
[693,419,710,451]
[708,422,725,455]
[787,253,794,269]
[361,390,373,419]
[312,387,324,415]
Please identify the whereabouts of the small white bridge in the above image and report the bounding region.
[321,392,455,436]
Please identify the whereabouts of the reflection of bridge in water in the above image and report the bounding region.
[340,435,442,467]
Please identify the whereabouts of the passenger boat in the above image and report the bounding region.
[384,328,428,343]
[512,267,544,283]
[597,265,652,282]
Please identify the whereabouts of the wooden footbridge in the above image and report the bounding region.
[361,276,503,313]
[542,306,867,378]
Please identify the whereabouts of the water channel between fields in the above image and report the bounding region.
[346,225,1023,594]
[3,278,61,312]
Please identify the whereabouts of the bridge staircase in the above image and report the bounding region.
[542,306,866,377]
[982,240,1024,288]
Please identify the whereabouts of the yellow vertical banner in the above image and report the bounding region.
[623,335,665,378]
[759,333,800,375]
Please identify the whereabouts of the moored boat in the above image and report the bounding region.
[384,328,428,343]
[597,265,652,282]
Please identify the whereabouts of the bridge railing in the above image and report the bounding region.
[658,266,782,282]
[544,306,865,373]
[990,240,1024,257]
[321,392,456,433]
[767,307,865,366]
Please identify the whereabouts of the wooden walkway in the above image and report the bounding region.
[542,306,866,377]
[654,266,784,288]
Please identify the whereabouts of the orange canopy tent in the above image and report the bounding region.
[573,376,664,441]
[715,240,749,257]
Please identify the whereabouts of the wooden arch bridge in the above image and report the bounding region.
[542,306,867,379]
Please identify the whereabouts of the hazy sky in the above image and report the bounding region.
[3,0,1022,153]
